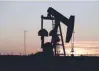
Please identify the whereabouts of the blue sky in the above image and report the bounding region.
[0,1,99,55]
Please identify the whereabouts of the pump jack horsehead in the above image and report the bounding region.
[38,7,75,56]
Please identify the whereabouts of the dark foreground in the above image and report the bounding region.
[0,54,99,71]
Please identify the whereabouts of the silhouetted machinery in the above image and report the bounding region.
[38,7,75,56]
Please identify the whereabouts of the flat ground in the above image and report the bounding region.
[0,55,99,71]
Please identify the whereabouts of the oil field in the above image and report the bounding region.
[0,1,99,71]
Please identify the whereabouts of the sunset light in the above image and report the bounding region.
[0,1,99,71]
[0,1,99,56]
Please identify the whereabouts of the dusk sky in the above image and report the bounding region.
[0,1,99,55]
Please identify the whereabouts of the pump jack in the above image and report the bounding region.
[38,7,75,56]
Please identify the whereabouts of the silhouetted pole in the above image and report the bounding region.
[73,31,75,53]
[41,15,44,48]
[41,15,43,29]
[71,31,75,56]
[24,30,27,55]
